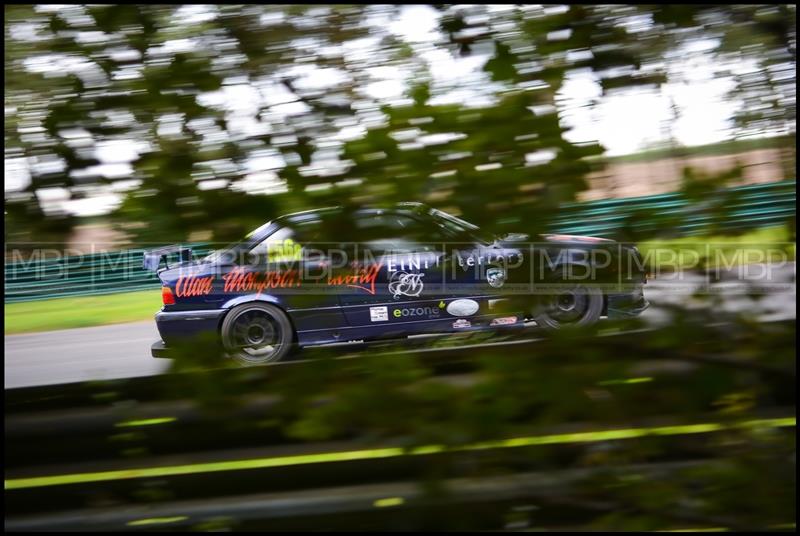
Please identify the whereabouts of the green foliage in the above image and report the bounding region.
[3,6,796,529]
[5,5,794,245]
[155,312,795,530]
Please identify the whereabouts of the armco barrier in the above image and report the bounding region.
[4,245,215,303]
[4,180,795,303]
[551,179,796,237]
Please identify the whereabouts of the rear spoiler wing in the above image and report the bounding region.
[143,245,193,272]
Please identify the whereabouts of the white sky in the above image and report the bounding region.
[5,4,750,216]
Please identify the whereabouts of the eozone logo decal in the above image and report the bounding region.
[393,306,441,318]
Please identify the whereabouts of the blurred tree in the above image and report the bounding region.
[2,6,796,531]
[5,4,80,246]
[4,4,795,245]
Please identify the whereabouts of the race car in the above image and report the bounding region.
[145,203,649,364]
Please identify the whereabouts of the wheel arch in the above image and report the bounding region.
[221,293,284,310]
[219,294,298,342]
[537,256,596,281]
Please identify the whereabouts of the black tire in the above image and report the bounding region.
[220,303,294,365]
[533,284,603,330]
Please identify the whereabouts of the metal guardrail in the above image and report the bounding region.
[4,245,214,303]
[552,179,796,237]
[4,180,795,303]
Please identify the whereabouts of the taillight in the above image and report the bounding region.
[162,286,175,305]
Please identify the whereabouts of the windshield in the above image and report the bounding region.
[429,208,496,245]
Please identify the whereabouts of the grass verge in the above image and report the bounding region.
[5,289,161,335]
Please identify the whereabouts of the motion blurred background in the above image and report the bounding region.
[4,4,797,532]
[5,4,796,247]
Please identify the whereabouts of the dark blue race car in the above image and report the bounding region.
[145,203,649,364]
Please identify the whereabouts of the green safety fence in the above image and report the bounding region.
[551,179,796,237]
[4,180,795,303]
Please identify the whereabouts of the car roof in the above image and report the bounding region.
[275,203,430,224]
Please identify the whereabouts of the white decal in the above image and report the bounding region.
[490,316,518,326]
[388,271,425,299]
[452,319,472,329]
[370,306,389,322]
[486,267,506,288]
[446,299,479,317]
[455,251,524,271]
[387,254,438,273]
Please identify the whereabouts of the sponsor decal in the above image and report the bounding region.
[486,267,506,288]
[370,306,389,322]
[181,263,384,299]
[446,298,479,317]
[387,254,439,273]
[175,275,214,297]
[454,251,523,271]
[392,306,441,319]
[452,319,472,329]
[222,267,301,294]
[327,263,382,295]
[385,251,522,274]
[490,316,518,326]
[388,271,425,298]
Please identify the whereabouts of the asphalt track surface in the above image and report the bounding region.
[5,263,795,389]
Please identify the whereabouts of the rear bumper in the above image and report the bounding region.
[151,340,172,359]
[155,309,225,343]
[152,309,226,358]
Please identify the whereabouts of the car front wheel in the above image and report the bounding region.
[532,285,603,330]
[220,303,294,365]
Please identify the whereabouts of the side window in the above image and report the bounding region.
[355,213,446,255]
[247,227,303,264]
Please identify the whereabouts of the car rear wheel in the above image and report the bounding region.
[220,303,294,365]
[533,284,603,330]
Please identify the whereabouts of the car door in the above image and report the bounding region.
[428,208,527,309]
[218,218,346,323]
[337,210,453,329]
